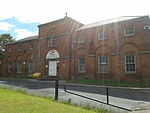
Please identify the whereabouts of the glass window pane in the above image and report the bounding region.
[98,31,106,40]
[100,56,108,64]
[124,27,135,36]
[49,34,57,46]
[79,58,84,64]
[99,64,108,72]
[125,55,136,72]
[17,62,22,73]
[78,37,84,43]
[28,62,33,73]
[78,58,85,73]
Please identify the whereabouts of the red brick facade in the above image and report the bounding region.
[1,16,150,82]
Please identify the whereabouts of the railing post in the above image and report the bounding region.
[106,87,109,104]
[64,85,66,92]
[55,79,59,100]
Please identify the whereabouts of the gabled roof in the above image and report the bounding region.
[76,16,148,31]
[7,35,38,45]
[38,16,83,27]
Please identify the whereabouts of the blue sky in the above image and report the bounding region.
[0,0,150,40]
[0,17,39,40]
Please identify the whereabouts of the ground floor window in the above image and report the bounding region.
[78,58,85,73]
[28,62,33,73]
[125,55,136,73]
[16,62,23,73]
[98,56,109,73]
[7,63,12,73]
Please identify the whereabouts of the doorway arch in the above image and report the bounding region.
[46,49,59,76]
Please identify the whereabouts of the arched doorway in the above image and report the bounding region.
[46,49,59,76]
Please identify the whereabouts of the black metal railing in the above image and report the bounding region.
[54,82,149,112]
[61,85,132,112]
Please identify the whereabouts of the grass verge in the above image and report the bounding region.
[71,80,150,88]
[1,75,32,79]
[0,88,111,113]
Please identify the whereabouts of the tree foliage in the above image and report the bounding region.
[0,33,15,47]
[0,33,15,57]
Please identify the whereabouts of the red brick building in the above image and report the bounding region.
[1,16,150,82]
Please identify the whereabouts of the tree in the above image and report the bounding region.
[0,33,15,57]
[0,33,15,47]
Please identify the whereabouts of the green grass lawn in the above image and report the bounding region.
[0,88,108,113]
[71,80,150,88]
[1,75,32,79]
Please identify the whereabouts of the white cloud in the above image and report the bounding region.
[0,22,15,31]
[14,29,37,40]
[0,0,150,24]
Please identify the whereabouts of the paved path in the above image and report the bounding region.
[0,78,150,113]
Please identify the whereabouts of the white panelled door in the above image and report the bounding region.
[49,61,57,76]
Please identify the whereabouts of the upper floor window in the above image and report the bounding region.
[48,34,57,47]
[18,44,23,52]
[8,48,12,52]
[29,42,33,50]
[98,56,109,73]
[124,27,135,37]
[78,58,86,73]
[77,37,84,43]
[125,55,136,73]
[98,31,106,40]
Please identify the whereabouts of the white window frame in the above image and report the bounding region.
[29,43,33,50]
[49,34,57,47]
[98,56,109,73]
[124,27,135,37]
[7,63,12,73]
[8,48,12,53]
[28,62,33,73]
[77,37,84,43]
[16,62,23,73]
[98,31,106,40]
[18,44,23,52]
[78,58,86,73]
[125,55,136,73]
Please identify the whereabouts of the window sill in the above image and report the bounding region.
[77,72,86,74]
[124,34,135,37]
[77,42,84,44]
[98,38,106,41]
[124,72,136,75]
[98,72,109,74]
[16,72,22,74]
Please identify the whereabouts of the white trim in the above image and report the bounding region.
[77,37,84,43]
[7,63,12,73]
[125,54,136,73]
[16,62,23,73]
[46,49,59,59]
[98,31,106,40]
[139,51,150,54]
[78,58,86,73]
[49,34,58,47]
[98,56,109,73]
[124,27,135,37]
[28,62,33,73]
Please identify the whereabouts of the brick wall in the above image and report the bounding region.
[71,16,150,82]
[1,16,150,82]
